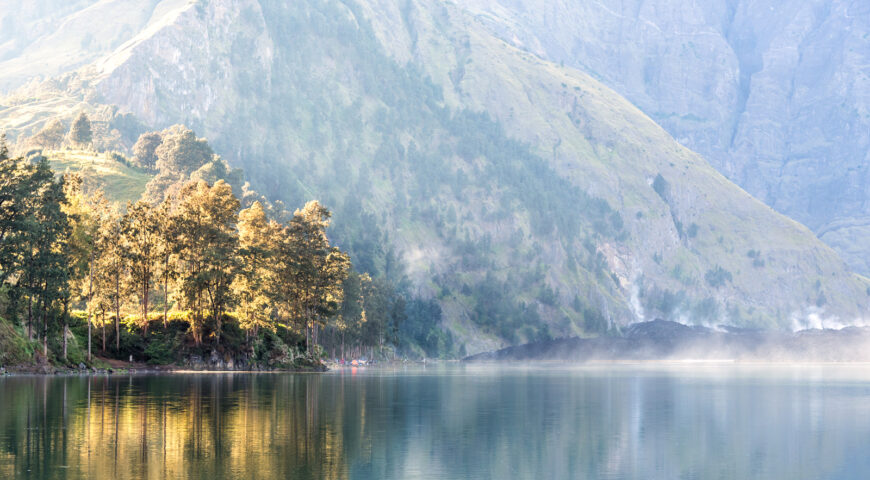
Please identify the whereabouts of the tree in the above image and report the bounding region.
[335,271,368,360]
[0,137,42,284]
[143,125,216,202]
[132,132,163,170]
[233,201,278,336]
[154,125,213,175]
[121,201,162,337]
[154,200,176,328]
[17,161,69,356]
[171,180,240,344]
[94,211,127,351]
[69,112,93,147]
[61,174,103,361]
[28,118,66,149]
[276,201,350,354]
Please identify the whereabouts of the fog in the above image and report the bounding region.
[466,319,870,363]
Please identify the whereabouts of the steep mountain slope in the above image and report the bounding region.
[0,0,192,92]
[456,0,870,274]
[1,0,868,353]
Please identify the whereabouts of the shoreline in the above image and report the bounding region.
[0,362,329,376]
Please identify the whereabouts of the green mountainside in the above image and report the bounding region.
[1,0,868,354]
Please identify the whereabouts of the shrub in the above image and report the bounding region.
[705,266,733,288]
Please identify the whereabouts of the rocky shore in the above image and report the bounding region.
[0,351,327,375]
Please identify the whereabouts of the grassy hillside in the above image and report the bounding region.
[41,149,151,204]
[0,0,868,354]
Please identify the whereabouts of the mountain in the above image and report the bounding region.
[455,0,870,275]
[0,0,868,354]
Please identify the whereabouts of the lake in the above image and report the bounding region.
[2,364,870,479]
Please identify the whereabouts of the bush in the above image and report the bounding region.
[652,173,669,201]
[705,266,733,288]
[144,331,184,365]
[0,315,35,365]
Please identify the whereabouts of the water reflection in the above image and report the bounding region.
[2,365,870,479]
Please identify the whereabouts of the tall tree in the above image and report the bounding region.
[131,131,163,170]
[0,137,38,284]
[18,162,69,357]
[171,180,240,344]
[121,201,161,337]
[278,201,350,354]
[28,118,66,149]
[61,174,102,361]
[154,199,176,328]
[234,201,277,336]
[94,211,126,350]
[69,112,93,147]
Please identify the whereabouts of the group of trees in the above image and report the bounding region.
[26,112,93,151]
[132,124,244,203]
[0,133,410,365]
[0,139,70,359]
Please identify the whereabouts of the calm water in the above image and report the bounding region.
[2,364,870,479]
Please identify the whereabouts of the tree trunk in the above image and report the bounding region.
[163,258,168,328]
[142,280,149,338]
[195,293,201,346]
[27,295,33,341]
[305,308,311,356]
[42,303,47,358]
[87,255,93,361]
[101,310,106,352]
[115,272,120,351]
[216,307,221,345]
[62,300,68,361]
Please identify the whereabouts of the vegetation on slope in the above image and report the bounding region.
[1,0,868,357]
[0,117,449,369]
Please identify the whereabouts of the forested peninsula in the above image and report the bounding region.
[0,116,442,373]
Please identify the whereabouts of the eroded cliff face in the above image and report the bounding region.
[1,0,868,350]
[460,0,870,274]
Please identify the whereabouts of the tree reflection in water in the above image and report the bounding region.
[1,366,870,479]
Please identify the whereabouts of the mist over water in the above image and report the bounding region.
[2,366,870,479]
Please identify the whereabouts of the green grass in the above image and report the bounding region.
[46,149,152,204]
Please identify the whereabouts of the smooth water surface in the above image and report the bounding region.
[2,364,870,479]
